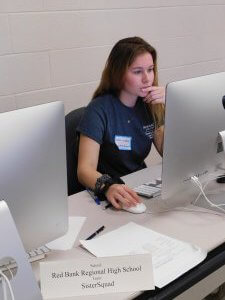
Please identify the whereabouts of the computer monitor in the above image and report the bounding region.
[0,101,68,251]
[162,72,225,211]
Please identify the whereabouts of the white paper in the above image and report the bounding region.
[47,216,86,250]
[80,222,207,288]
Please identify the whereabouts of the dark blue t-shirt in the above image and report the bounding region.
[77,94,155,178]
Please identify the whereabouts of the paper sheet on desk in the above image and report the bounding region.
[80,222,207,288]
[47,216,86,250]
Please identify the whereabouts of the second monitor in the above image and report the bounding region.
[0,101,68,251]
[162,72,225,211]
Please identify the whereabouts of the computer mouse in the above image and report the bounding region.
[122,202,147,214]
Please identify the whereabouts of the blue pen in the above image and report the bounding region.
[86,189,101,205]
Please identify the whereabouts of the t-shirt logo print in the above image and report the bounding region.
[143,124,154,139]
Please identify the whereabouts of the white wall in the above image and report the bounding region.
[0,0,225,163]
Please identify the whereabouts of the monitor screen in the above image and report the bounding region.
[0,101,68,250]
[162,72,225,210]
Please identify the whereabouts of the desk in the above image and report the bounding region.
[36,165,225,300]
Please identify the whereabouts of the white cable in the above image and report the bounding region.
[0,270,15,300]
[194,173,225,204]
[146,207,223,216]
[2,275,7,300]
[192,176,225,207]
[0,266,13,300]
[191,176,225,213]
[192,172,225,205]
[174,207,224,216]
[5,266,13,281]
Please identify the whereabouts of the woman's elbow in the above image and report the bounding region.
[77,161,86,185]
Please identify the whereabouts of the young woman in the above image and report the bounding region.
[77,36,165,210]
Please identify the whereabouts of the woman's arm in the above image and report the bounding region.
[153,125,164,156]
[77,134,102,190]
[77,134,140,209]
[143,86,165,156]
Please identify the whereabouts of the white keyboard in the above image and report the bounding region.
[134,178,162,199]
[0,245,50,271]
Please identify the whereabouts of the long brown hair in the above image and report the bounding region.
[93,36,164,128]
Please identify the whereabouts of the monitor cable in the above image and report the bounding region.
[191,176,225,213]
[0,269,15,300]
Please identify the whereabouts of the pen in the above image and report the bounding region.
[86,226,105,240]
[86,189,100,205]
[104,203,112,210]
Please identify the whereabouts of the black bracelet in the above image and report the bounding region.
[94,175,125,201]
[94,174,112,195]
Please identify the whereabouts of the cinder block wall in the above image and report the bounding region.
[0,0,225,164]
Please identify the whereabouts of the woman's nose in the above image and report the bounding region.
[142,71,149,83]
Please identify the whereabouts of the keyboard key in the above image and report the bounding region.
[0,245,51,271]
[134,182,161,198]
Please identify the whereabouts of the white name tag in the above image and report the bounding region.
[115,135,132,150]
[40,254,154,298]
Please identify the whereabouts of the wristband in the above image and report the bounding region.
[94,174,112,195]
[94,174,125,201]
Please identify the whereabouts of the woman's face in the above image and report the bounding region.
[120,52,154,106]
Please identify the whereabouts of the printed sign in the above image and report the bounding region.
[40,254,154,298]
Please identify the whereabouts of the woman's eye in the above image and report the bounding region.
[148,68,154,73]
[133,70,141,74]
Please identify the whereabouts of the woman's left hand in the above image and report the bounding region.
[142,86,165,105]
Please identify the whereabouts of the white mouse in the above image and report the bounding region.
[122,202,146,214]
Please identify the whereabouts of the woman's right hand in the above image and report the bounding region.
[105,184,141,209]
[78,135,141,210]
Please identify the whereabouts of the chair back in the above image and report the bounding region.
[65,107,85,195]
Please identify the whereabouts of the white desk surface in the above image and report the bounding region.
[36,164,225,300]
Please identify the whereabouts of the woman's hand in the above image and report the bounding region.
[105,184,141,209]
[142,86,165,105]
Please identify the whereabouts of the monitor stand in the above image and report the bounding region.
[0,200,42,300]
